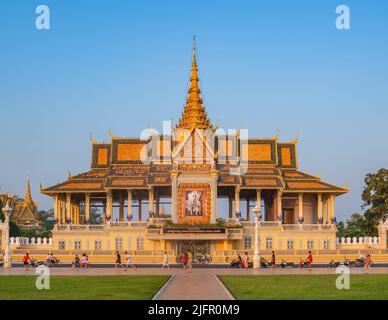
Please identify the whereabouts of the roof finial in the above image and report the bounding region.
[24,178,33,205]
[192,35,196,63]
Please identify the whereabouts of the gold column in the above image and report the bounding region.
[127,189,133,221]
[277,190,283,224]
[102,199,107,224]
[317,193,323,224]
[106,190,113,223]
[138,192,142,222]
[149,187,154,218]
[328,194,335,223]
[256,189,261,218]
[155,189,160,218]
[85,193,91,224]
[66,193,72,224]
[246,198,250,221]
[228,193,233,219]
[322,196,328,224]
[119,191,124,222]
[235,186,241,219]
[298,193,304,223]
[53,195,59,224]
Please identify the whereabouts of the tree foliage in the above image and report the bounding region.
[337,213,368,238]
[361,168,388,236]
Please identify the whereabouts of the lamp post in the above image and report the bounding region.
[252,206,261,269]
[2,204,13,268]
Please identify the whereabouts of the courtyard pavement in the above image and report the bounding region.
[1,266,387,300]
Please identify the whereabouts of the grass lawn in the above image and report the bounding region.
[0,276,169,300]
[219,275,388,300]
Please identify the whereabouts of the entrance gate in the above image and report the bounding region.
[176,240,212,264]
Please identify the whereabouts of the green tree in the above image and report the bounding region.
[337,213,368,238]
[361,168,388,236]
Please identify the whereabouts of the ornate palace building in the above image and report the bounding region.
[39,42,350,263]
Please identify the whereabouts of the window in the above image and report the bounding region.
[115,238,122,250]
[59,241,66,250]
[307,240,314,250]
[265,237,273,250]
[287,240,294,250]
[136,237,144,250]
[74,240,81,250]
[244,237,252,250]
[323,240,330,250]
[94,240,102,251]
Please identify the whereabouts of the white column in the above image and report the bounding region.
[85,193,91,224]
[2,204,13,268]
[66,193,72,224]
[253,206,261,269]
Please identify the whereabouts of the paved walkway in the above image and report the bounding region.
[1,266,387,300]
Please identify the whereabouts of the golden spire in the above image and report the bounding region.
[24,178,33,205]
[177,36,213,130]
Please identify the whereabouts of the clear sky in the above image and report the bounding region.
[0,0,387,221]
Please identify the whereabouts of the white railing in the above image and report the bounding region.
[336,236,379,245]
[10,237,53,247]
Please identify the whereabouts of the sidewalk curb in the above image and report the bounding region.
[152,275,175,300]
[215,275,236,300]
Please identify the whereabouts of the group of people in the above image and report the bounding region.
[72,253,89,268]
[114,251,137,271]
[181,249,193,272]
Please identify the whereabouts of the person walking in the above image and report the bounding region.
[22,252,30,271]
[161,251,169,269]
[271,251,276,269]
[181,253,187,270]
[125,251,136,271]
[187,249,193,273]
[244,251,250,270]
[364,254,372,274]
[307,251,313,271]
[115,251,124,270]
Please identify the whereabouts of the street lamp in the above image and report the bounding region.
[252,206,261,269]
[2,203,13,268]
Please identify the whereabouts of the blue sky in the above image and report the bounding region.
[0,0,387,221]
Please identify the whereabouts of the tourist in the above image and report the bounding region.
[125,251,136,271]
[181,253,187,270]
[271,251,276,268]
[22,252,30,271]
[72,254,80,268]
[161,251,169,269]
[364,254,372,274]
[187,249,193,273]
[80,253,88,268]
[244,251,249,270]
[307,251,313,270]
[237,254,242,268]
[115,251,124,270]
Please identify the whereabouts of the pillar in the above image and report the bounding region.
[235,186,241,219]
[138,193,142,222]
[210,172,218,223]
[127,189,133,221]
[149,187,154,218]
[85,193,91,224]
[155,189,160,218]
[171,172,178,223]
[328,194,335,223]
[277,190,283,224]
[106,190,113,223]
[119,191,124,222]
[246,198,250,221]
[102,199,107,224]
[66,193,72,224]
[256,189,261,219]
[53,195,59,224]
[228,193,233,219]
[298,193,303,223]
[317,193,323,224]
